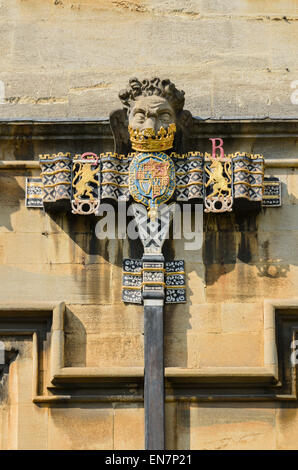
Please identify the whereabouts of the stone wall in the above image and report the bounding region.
[0,120,298,449]
[0,0,297,119]
[0,0,298,450]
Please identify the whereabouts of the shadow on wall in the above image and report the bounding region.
[202,182,295,286]
[0,348,18,402]
[203,210,260,286]
[48,209,176,266]
[64,306,87,367]
[0,174,25,231]
[48,211,125,267]
[45,184,296,372]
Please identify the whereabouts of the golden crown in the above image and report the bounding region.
[128,123,176,152]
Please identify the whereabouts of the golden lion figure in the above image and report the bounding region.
[72,163,99,200]
[205,159,232,198]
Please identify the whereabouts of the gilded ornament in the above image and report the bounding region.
[128,123,176,152]
[72,162,99,201]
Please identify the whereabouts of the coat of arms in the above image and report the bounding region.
[129,152,176,220]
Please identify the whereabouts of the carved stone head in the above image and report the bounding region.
[110,77,193,154]
[128,94,175,134]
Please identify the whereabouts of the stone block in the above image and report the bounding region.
[197,332,263,367]
[189,303,222,333]
[165,332,190,368]
[276,405,298,450]
[270,22,298,71]
[287,170,298,204]
[213,70,272,119]
[165,402,177,450]
[0,232,48,264]
[0,263,113,304]
[206,262,298,302]
[65,304,143,335]
[258,230,298,265]
[187,263,206,305]
[17,404,48,450]
[48,406,113,450]
[0,0,296,119]
[177,403,276,450]
[86,333,143,367]
[0,23,13,70]
[114,406,144,449]
[199,0,298,15]
[221,302,263,333]
[258,204,298,232]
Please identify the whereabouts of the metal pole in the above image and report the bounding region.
[144,301,165,450]
[142,253,165,450]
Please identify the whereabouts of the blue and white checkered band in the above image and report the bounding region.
[129,152,176,208]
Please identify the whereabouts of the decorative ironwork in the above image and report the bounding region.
[165,260,186,303]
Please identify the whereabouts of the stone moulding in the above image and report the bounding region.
[1,299,298,404]
[2,158,298,169]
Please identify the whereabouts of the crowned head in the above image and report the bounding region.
[118,77,186,151]
[110,77,192,154]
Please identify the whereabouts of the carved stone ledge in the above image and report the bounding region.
[1,299,298,403]
[0,119,297,161]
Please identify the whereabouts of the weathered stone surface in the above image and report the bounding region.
[165,402,177,450]
[206,263,298,302]
[177,403,277,450]
[0,0,297,119]
[258,205,298,232]
[186,263,206,305]
[276,405,298,450]
[163,305,242,367]
[0,0,298,450]
[286,170,298,203]
[114,406,144,449]
[0,337,48,450]
[63,305,144,367]
[86,333,144,367]
[0,263,113,304]
[221,302,263,333]
[48,406,114,450]
[198,332,263,367]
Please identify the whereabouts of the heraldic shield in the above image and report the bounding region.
[129,152,176,219]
